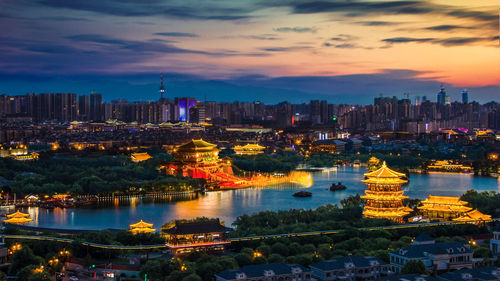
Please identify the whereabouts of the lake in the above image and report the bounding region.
[22,167,500,230]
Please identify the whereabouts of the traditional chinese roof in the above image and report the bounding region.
[453,209,491,222]
[368,156,380,165]
[131,152,152,162]
[419,195,472,213]
[363,162,406,179]
[162,219,232,235]
[234,144,266,150]
[7,210,30,219]
[176,139,218,153]
[129,220,156,234]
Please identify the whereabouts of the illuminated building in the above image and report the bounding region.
[175,97,196,122]
[233,143,266,155]
[3,210,32,224]
[1,145,39,161]
[418,195,490,222]
[368,156,381,171]
[426,161,472,173]
[130,152,152,163]
[361,162,412,223]
[129,220,156,234]
[310,139,345,154]
[162,219,232,255]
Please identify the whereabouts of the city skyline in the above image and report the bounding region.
[1,0,499,103]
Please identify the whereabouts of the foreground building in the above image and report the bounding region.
[374,275,440,281]
[361,162,412,223]
[216,263,312,281]
[310,256,391,281]
[439,267,500,281]
[389,234,473,274]
[162,219,232,255]
[418,195,491,222]
[490,224,500,258]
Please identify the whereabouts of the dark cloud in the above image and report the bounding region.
[260,46,312,52]
[274,26,316,33]
[324,34,369,49]
[40,16,91,21]
[382,36,498,47]
[425,25,468,31]
[153,32,199,37]
[244,34,281,40]
[355,21,400,26]
[383,37,434,43]
[37,0,254,21]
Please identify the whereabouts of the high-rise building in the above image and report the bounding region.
[89,93,102,121]
[437,86,447,104]
[175,97,196,122]
[189,104,205,124]
[462,89,468,104]
[78,95,90,120]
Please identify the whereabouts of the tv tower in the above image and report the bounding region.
[159,72,165,100]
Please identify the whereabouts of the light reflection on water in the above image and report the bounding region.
[21,167,500,230]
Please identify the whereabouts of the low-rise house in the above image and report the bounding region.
[439,267,500,281]
[216,263,312,281]
[489,225,500,258]
[374,274,440,281]
[310,256,391,281]
[390,235,473,274]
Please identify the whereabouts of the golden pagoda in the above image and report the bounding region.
[233,143,266,155]
[131,152,152,163]
[3,211,32,224]
[418,195,472,221]
[129,220,156,234]
[368,156,381,171]
[361,162,412,223]
[174,139,219,164]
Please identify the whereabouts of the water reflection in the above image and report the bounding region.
[21,167,500,230]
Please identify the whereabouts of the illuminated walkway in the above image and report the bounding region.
[2,218,499,250]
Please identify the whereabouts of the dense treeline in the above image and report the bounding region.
[461,190,500,218]
[0,156,202,196]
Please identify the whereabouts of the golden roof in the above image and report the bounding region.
[131,152,152,162]
[176,139,218,152]
[368,156,380,164]
[129,220,156,234]
[453,209,491,222]
[361,194,408,201]
[130,220,154,229]
[7,211,30,219]
[363,208,412,218]
[363,161,406,178]
[421,195,469,206]
[362,178,408,184]
[3,217,32,224]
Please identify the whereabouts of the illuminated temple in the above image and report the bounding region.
[162,219,233,255]
[161,139,246,188]
[129,220,156,234]
[3,211,32,224]
[233,143,266,155]
[418,195,491,222]
[361,162,413,223]
[368,156,381,171]
[161,139,313,188]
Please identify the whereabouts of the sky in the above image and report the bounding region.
[0,0,499,104]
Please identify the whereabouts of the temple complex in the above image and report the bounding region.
[361,162,412,223]
[129,220,156,234]
[161,219,233,255]
[3,211,32,224]
[426,160,472,173]
[419,195,491,222]
[233,143,266,155]
[160,139,243,187]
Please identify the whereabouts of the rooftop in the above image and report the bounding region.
[216,263,310,280]
[162,219,232,235]
[311,256,386,271]
[391,241,471,258]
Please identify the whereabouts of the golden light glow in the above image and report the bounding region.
[129,220,156,234]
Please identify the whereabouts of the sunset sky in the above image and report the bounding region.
[1,0,498,103]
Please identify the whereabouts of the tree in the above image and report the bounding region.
[182,273,202,281]
[140,259,172,281]
[8,246,44,276]
[401,260,429,275]
[271,242,289,256]
[234,253,252,267]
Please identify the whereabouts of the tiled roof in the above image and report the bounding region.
[216,263,310,280]
[391,242,471,258]
[414,232,434,243]
[439,267,500,281]
[163,219,232,235]
[364,162,406,178]
[311,256,386,271]
[374,274,441,281]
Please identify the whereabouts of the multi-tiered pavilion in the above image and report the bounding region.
[418,195,491,222]
[361,162,413,223]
